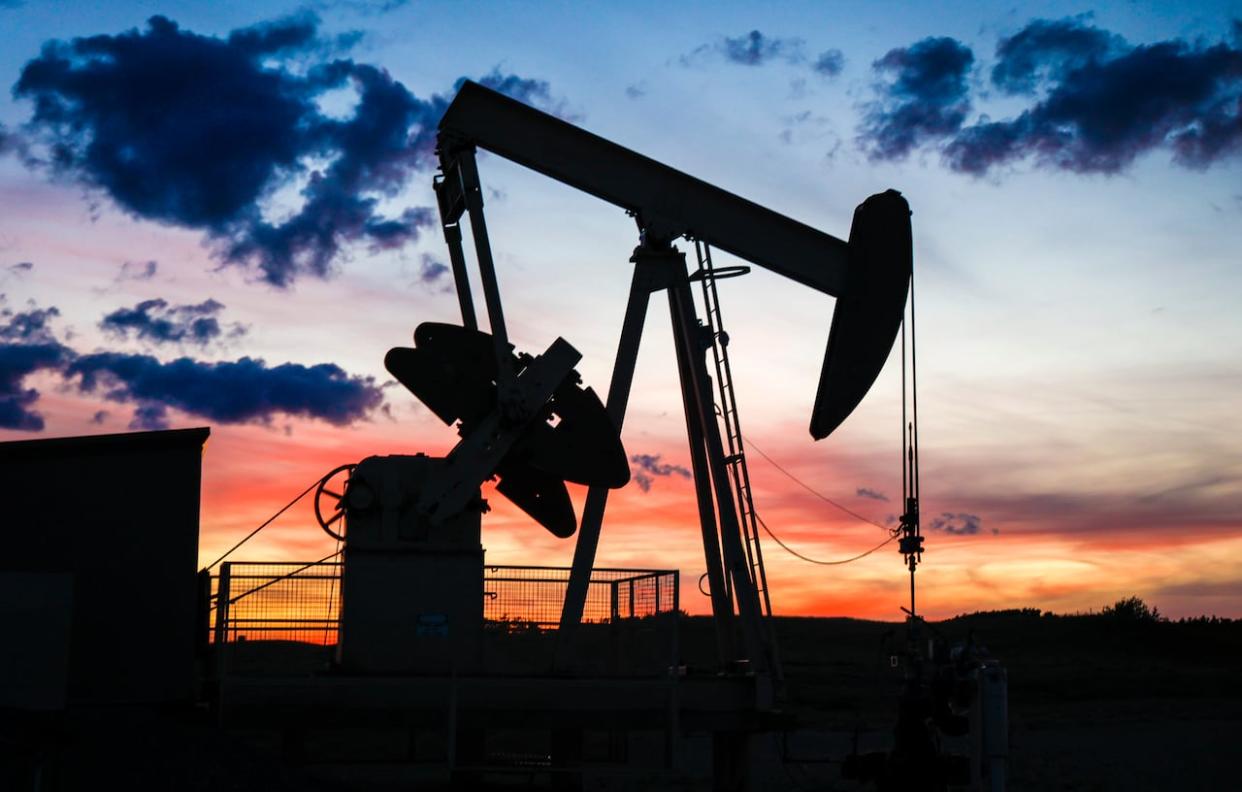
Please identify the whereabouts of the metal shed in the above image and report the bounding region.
[1,427,209,707]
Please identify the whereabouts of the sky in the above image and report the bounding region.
[0,0,1239,621]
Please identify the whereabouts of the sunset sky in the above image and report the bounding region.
[1,0,1239,620]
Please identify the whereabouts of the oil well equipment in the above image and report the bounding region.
[3,81,1008,792]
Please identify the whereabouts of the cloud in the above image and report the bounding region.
[855,487,889,502]
[14,15,558,287]
[128,403,169,430]
[944,18,1242,174]
[99,298,246,347]
[630,452,691,493]
[860,36,975,161]
[955,483,1240,542]
[0,305,73,430]
[416,253,450,290]
[812,48,845,77]
[0,298,382,432]
[682,30,808,68]
[307,0,411,16]
[0,304,61,345]
[2,261,34,284]
[927,511,987,535]
[989,16,1123,94]
[116,260,158,282]
[473,69,557,111]
[64,352,384,427]
[722,30,802,66]
[1154,579,1242,600]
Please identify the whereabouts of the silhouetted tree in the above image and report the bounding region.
[1103,596,1163,623]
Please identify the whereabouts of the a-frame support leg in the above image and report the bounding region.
[668,269,771,680]
[668,278,737,664]
[555,249,664,669]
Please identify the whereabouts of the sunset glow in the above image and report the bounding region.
[2,0,1239,622]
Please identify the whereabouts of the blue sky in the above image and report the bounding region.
[0,0,1239,618]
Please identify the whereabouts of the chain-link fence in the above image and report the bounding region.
[211,561,678,646]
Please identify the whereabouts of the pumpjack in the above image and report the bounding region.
[293,81,914,789]
[402,80,910,678]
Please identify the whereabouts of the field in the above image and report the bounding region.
[755,610,1242,790]
[3,610,1238,791]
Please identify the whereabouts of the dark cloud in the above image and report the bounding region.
[1155,580,1242,600]
[416,253,450,290]
[116,260,158,282]
[944,18,1242,174]
[855,487,889,502]
[955,483,1242,544]
[927,512,987,536]
[224,12,319,56]
[64,352,384,427]
[307,0,410,16]
[14,15,558,287]
[630,452,691,493]
[812,49,845,77]
[682,30,808,68]
[0,304,61,344]
[16,16,312,230]
[0,299,382,432]
[4,262,34,283]
[473,70,555,111]
[990,16,1122,94]
[0,305,72,430]
[129,403,169,431]
[0,123,32,164]
[91,409,109,424]
[722,30,802,66]
[100,298,245,347]
[0,344,68,430]
[625,83,647,100]
[860,37,975,161]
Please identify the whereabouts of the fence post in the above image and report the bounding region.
[671,573,680,669]
[214,563,232,680]
[666,571,681,769]
[609,580,620,674]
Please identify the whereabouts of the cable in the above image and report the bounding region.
[204,475,322,570]
[212,548,343,609]
[745,439,887,530]
[756,511,897,566]
[910,270,920,503]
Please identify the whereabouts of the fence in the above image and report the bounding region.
[211,561,679,646]
[211,561,343,645]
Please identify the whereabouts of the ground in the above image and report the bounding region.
[2,611,1237,790]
